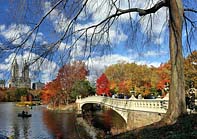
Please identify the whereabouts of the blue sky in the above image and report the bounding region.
[0,0,196,85]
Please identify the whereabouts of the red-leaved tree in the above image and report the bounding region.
[96,73,110,96]
[57,61,88,103]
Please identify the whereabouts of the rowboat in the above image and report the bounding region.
[18,113,32,118]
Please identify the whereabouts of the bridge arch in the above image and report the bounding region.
[76,95,197,129]
[105,105,128,123]
[80,102,128,123]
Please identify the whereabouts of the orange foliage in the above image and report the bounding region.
[143,89,151,96]
[41,79,61,104]
[41,61,88,105]
[118,80,132,95]
[156,79,170,90]
[110,81,117,90]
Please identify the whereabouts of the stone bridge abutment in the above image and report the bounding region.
[126,111,164,130]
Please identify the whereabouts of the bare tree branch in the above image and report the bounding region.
[17,0,65,49]
[184,8,197,13]
[115,0,168,16]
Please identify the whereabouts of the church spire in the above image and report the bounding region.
[11,59,19,79]
[22,59,29,79]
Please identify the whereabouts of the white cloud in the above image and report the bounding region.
[108,28,128,43]
[85,54,135,83]
[58,42,70,51]
[0,24,45,47]
[148,62,161,67]
[136,60,160,67]
[144,51,159,57]
[140,7,168,33]
[85,54,132,83]
[57,39,87,59]
[0,25,5,31]
[32,32,44,42]
[155,37,164,44]
[0,64,9,71]
[0,24,31,45]
[43,2,69,33]
[144,50,168,57]
[87,54,133,66]
[78,0,116,23]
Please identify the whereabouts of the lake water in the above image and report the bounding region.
[0,102,80,139]
[0,102,126,138]
[91,109,127,135]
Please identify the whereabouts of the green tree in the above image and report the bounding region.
[70,80,95,101]
[15,88,28,101]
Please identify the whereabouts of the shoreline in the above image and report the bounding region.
[15,101,41,107]
[46,103,77,111]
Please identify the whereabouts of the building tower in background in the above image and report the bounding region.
[11,59,19,79]
[9,59,31,88]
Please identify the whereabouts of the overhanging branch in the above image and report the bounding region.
[184,8,197,13]
[59,0,169,42]
[115,0,168,16]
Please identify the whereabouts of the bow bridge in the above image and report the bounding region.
[76,95,169,129]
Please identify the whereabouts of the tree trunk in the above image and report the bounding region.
[163,0,187,124]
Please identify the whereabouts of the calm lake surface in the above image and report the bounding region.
[0,102,79,139]
[0,102,126,139]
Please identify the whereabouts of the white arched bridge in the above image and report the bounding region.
[76,95,168,124]
[76,94,196,129]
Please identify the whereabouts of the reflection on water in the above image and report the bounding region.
[42,109,78,139]
[0,102,79,139]
[92,109,127,135]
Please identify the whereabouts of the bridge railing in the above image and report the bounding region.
[102,97,168,113]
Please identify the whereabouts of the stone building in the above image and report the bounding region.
[0,80,5,88]
[8,59,31,88]
[32,81,45,90]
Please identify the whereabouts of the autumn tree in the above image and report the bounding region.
[118,80,132,95]
[0,88,6,102]
[4,0,197,125]
[41,61,88,105]
[57,61,88,103]
[96,73,111,96]
[41,78,62,106]
[184,50,197,90]
[156,63,171,83]
[105,62,160,96]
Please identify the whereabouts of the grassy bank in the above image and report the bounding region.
[111,114,197,139]
[46,103,77,111]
